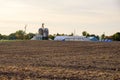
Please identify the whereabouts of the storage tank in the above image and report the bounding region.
[37,23,49,40]
[43,28,49,37]
[38,28,44,35]
[31,23,49,40]
[43,28,49,40]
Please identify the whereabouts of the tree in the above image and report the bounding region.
[82,31,87,36]
[25,33,35,40]
[101,34,105,40]
[56,33,60,36]
[0,34,2,40]
[86,33,90,37]
[112,32,120,41]
[2,35,8,40]
[8,30,25,40]
[49,35,55,40]
[15,30,25,40]
[9,33,16,40]
[96,35,100,40]
[69,33,74,36]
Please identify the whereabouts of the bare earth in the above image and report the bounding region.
[0,41,120,80]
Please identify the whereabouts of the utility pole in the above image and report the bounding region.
[25,25,27,34]
[24,25,27,40]
[42,23,44,28]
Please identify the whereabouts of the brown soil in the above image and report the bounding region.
[0,40,120,80]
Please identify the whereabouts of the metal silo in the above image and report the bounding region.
[31,23,49,40]
[38,28,44,35]
[43,28,49,40]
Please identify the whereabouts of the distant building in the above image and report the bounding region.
[31,23,49,40]
[54,36,99,41]
[54,36,91,41]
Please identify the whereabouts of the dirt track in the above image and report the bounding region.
[0,41,120,80]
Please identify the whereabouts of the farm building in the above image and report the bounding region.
[31,34,43,40]
[54,36,91,41]
[87,37,98,41]
[54,36,99,41]
[31,23,49,40]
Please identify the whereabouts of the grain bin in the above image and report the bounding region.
[31,23,49,40]
[38,28,44,35]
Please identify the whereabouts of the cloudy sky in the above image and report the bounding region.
[0,0,120,36]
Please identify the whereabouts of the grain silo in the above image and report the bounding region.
[31,23,49,40]
[43,28,49,40]
[38,28,44,35]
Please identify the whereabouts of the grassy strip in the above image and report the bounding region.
[0,40,26,43]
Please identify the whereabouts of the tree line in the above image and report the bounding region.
[0,30,120,41]
[82,31,120,41]
[0,30,35,40]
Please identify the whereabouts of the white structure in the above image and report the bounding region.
[54,36,91,41]
[31,34,43,40]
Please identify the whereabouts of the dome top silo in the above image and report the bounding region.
[42,23,44,28]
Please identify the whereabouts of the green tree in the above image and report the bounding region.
[82,31,87,36]
[86,33,90,37]
[112,32,120,41]
[96,35,100,40]
[49,35,55,40]
[69,33,74,36]
[25,33,35,40]
[56,33,60,36]
[0,34,2,40]
[2,35,8,40]
[9,33,16,40]
[101,34,105,40]
[15,30,25,40]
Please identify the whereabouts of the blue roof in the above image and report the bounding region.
[88,37,98,41]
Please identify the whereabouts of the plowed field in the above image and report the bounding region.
[0,41,120,80]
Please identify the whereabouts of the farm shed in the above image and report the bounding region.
[54,36,91,41]
[88,37,99,41]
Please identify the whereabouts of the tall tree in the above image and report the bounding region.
[15,30,25,40]
[82,31,87,37]
[0,34,3,40]
[101,34,105,40]
[49,35,55,40]
[112,32,120,41]
[9,33,16,40]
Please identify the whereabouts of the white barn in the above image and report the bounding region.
[54,36,91,41]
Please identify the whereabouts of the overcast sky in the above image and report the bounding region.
[0,0,120,36]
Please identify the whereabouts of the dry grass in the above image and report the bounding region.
[0,41,120,80]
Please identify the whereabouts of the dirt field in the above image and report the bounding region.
[0,40,120,80]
